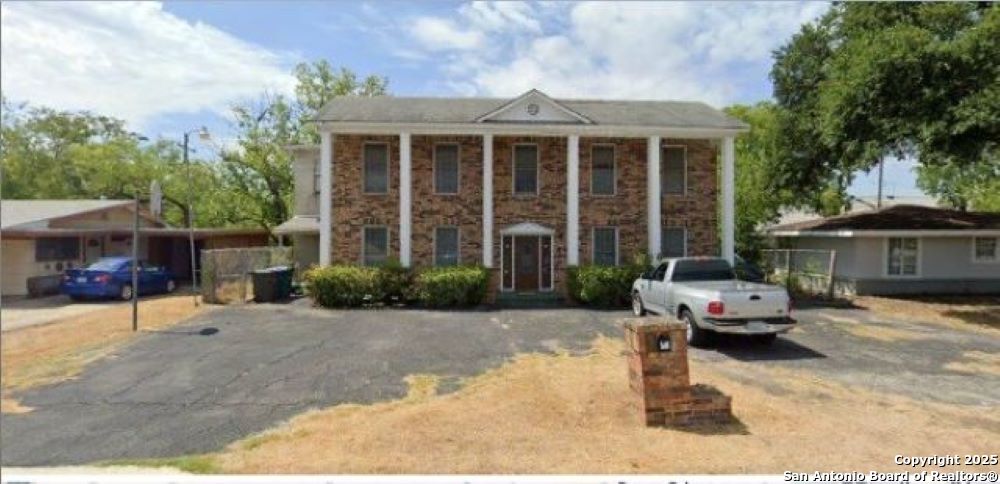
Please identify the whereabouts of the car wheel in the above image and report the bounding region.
[681,309,710,347]
[754,333,778,345]
[166,279,176,293]
[632,291,647,316]
[120,284,134,301]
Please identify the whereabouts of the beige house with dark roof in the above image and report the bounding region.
[768,205,1000,296]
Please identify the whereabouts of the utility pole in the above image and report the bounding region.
[183,132,199,307]
[876,158,884,209]
[132,192,140,332]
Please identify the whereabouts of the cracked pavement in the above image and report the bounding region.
[2,300,997,466]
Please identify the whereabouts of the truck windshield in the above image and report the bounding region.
[671,259,735,282]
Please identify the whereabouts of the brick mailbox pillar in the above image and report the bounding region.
[623,318,733,427]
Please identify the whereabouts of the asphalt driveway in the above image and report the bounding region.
[2,300,998,466]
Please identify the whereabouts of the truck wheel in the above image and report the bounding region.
[681,309,710,347]
[754,333,778,345]
[631,291,647,316]
[120,284,134,301]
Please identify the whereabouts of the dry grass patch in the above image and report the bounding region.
[945,351,1000,377]
[853,296,1000,332]
[1,295,210,411]
[841,323,932,342]
[205,337,997,474]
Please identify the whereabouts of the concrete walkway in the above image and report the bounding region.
[1,295,122,332]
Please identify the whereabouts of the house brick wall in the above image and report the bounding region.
[578,137,648,266]
[331,134,400,264]
[410,135,483,267]
[662,138,719,257]
[492,136,568,293]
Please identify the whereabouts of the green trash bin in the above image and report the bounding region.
[251,268,278,302]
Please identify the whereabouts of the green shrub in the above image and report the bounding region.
[377,259,414,304]
[412,265,489,308]
[304,265,383,307]
[567,264,645,307]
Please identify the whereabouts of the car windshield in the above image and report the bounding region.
[671,259,736,282]
[87,259,127,271]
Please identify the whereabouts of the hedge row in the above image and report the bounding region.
[566,263,646,307]
[304,263,488,308]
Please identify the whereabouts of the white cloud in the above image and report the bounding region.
[0,2,296,128]
[398,1,829,106]
[410,17,484,51]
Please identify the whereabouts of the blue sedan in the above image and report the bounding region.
[61,257,177,301]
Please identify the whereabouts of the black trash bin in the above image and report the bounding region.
[251,268,278,302]
[271,266,293,300]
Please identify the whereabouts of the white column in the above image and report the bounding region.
[399,132,412,267]
[566,135,580,266]
[319,131,333,266]
[647,136,661,259]
[482,134,494,267]
[721,136,735,264]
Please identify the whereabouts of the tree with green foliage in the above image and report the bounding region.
[917,158,1000,211]
[216,61,389,234]
[770,3,999,211]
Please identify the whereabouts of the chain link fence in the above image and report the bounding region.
[760,249,838,298]
[201,247,294,304]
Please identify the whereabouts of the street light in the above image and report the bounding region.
[183,127,211,306]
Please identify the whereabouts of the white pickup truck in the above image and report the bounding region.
[631,257,795,346]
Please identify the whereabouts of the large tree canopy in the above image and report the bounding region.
[770,2,999,210]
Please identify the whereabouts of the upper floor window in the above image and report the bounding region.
[363,143,389,194]
[591,145,615,195]
[434,227,460,267]
[661,227,687,258]
[363,226,389,266]
[973,237,998,263]
[513,144,538,195]
[886,237,919,276]
[661,146,687,195]
[434,144,460,194]
[592,227,618,266]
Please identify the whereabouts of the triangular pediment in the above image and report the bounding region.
[477,89,592,124]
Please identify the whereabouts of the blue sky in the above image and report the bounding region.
[1,1,921,197]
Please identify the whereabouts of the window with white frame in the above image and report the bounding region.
[435,227,460,266]
[592,227,618,266]
[363,144,389,194]
[591,145,615,195]
[434,144,459,194]
[363,227,389,266]
[973,237,999,262]
[886,237,919,276]
[513,145,538,195]
[661,227,687,258]
[661,146,686,195]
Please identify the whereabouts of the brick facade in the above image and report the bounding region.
[327,134,720,295]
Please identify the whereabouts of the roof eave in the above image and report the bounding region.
[315,121,748,138]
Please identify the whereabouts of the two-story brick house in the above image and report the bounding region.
[275,89,746,299]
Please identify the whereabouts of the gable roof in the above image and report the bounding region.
[1,199,164,230]
[315,90,746,130]
[474,89,594,124]
[768,205,1000,234]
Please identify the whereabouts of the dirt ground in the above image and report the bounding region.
[205,337,998,474]
[852,295,1000,332]
[1,295,210,413]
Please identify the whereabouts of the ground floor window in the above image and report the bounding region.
[886,237,919,276]
[661,227,687,258]
[35,237,80,261]
[362,227,389,266]
[434,227,460,266]
[973,236,998,262]
[592,227,618,266]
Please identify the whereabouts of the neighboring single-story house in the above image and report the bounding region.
[277,89,747,300]
[1,199,269,297]
[768,205,1000,296]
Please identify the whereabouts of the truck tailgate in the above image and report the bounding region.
[686,280,789,320]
